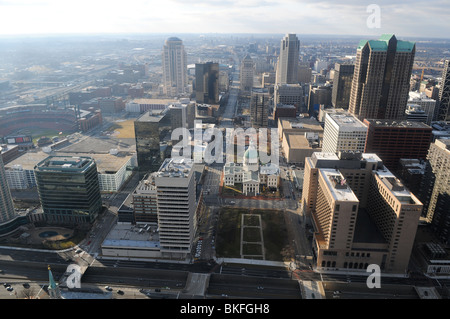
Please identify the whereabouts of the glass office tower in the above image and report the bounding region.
[34,156,102,224]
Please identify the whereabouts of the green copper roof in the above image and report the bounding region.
[357,34,415,52]
[396,40,415,52]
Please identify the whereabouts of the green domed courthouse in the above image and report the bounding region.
[223,143,280,196]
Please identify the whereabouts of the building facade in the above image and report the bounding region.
[34,156,102,224]
[162,37,188,96]
[322,112,368,154]
[195,62,220,104]
[240,54,255,94]
[349,34,415,121]
[363,119,432,172]
[301,151,422,274]
[154,158,197,259]
[250,88,269,128]
[331,63,354,109]
[437,59,450,121]
[276,34,300,85]
[0,150,15,224]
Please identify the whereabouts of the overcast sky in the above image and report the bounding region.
[0,0,449,39]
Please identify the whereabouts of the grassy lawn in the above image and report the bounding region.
[242,227,261,242]
[216,208,290,261]
[242,243,263,256]
[105,120,136,138]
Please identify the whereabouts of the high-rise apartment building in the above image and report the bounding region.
[240,54,254,94]
[250,88,269,128]
[301,151,422,274]
[134,110,172,175]
[162,37,187,97]
[34,156,102,224]
[331,63,354,109]
[421,139,450,243]
[349,34,415,121]
[0,150,15,224]
[154,158,196,259]
[437,59,450,121]
[363,119,432,171]
[195,62,219,104]
[322,112,368,154]
[276,34,300,85]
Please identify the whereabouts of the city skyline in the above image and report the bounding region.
[1,0,450,39]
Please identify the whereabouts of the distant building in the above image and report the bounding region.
[273,83,303,113]
[162,37,188,97]
[250,88,269,128]
[276,34,300,85]
[331,63,354,109]
[0,150,16,224]
[34,155,102,224]
[134,110,172,175]
[349,34,415,120]
[240,54,255,94]
[437,59,450,121]
[407,91,437,125]
[363,119,432,171]
[195,62,219,104]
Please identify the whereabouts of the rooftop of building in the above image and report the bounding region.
[130,98,178,105]
[320,169,359,202]
[6,150,133,173]
[35,155,94,171]
[102,223,160,249]
[156,157,194,178]
[285,133,320,150]
[364,119,432,129]
[135,109,167,122]
[374,170,419,204]
[279,116,323,132]
[326,112,368,130]
[357,34,415,52]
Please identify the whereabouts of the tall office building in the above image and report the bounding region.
[349,34,415,121]
[240,54,254,94]
[363,119,432,172]
[273,83,303,111]
[407,91,437,125]
[162,37,187,97]
[301,151,422,274]
[250,88,269,128]
[322,112,368,154]
[276,34,300,85]
[134,110,172,175]
[34,156,102,224]
[0,150,15,224]
[155,158,196,259]
[422,139,450,243]
[331,63,354,109]
[195,62,219,104]
[437,59,450,121]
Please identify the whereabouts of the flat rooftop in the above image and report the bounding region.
[6,150,133,173]
[35,156,94,171]
[326,112,367,130]
[102,223,160,249]
[135,110,167,122]
[320,169,359,202]
[364,119,432,129]
[156,157,194,178]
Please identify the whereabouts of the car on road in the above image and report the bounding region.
[105,286,113,291]
[117,290,124,295]
[6,287,13,292]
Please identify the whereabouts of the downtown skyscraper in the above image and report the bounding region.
[0,150,15,224]
[276,33,300,85]
[349,34,415,121]
[162,37,188,97]
[437,59,450,121]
